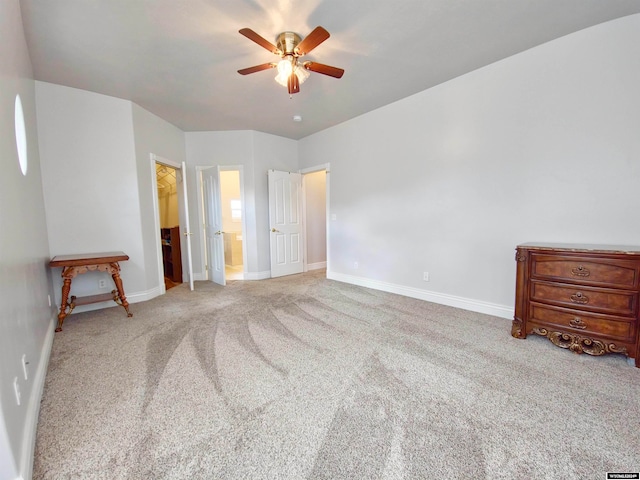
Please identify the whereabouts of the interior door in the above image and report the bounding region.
[180,161,194,290]
[203,167,226,285]
[268,169,304,278]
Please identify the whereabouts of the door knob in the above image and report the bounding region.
[271,228,280,233]
[215,230,223,235]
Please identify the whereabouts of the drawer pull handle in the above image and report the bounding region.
[569,317,587,330]
[570,292,589,304]
[571,265,590,277]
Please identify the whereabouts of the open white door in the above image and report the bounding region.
[268,170,304,278]
[203,167,226,285]
[180,161,194,290]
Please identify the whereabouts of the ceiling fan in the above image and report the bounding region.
[237,26,344,95]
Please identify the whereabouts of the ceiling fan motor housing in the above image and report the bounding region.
[276,32,301,55]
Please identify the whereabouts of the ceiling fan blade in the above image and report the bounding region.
[237,63,276,75]
[288,73,300,94]
[303,61,344,79]
[239,28,280,55]
[294,26,330,56]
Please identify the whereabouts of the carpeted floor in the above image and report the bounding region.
[33,270,640,479]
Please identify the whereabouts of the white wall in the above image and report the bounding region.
[36,83,148,308]
[131,103,185,287]
[185,131,256,275]
[36,85,186,308]
[253,131,298,273]
[0,1,55,479]
[185,130,298,278]
[299,14,640,317]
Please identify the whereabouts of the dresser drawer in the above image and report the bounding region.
[529,303,636,341]
[530,254,639,288]
[530,281,637,316]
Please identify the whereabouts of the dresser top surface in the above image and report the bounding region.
[49,251,129,267]
[517,243,640,255]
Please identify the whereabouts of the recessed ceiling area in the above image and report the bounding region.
[18,0,640,140]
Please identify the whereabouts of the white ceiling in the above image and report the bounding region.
[19,0,640,140]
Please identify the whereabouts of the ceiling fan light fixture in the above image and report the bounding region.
[275,56,293,86]
[275,73,290,87]
[275,69,309,88]
[274,72,288,87]
[274,57,309,88]
[294,64,310,84]
[239,27,343,94]
[277,56,293,77]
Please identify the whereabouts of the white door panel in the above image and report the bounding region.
[203,167,225,286]
[203,171,215,282]
[180,161,194,291]
[269,170,303,278]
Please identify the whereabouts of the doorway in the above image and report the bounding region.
[156,163,182,289]
[219,170,244,280]
[267,166,328,278]
[150,154,194,293]
[200,166,246,285]
[302,169,327,272]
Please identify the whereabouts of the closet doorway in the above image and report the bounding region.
[156,163,182,289]
[301,165,329,274]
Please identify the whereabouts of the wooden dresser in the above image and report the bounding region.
[512,243,640,367]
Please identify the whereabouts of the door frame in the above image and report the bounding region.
[196,165,248,281]
[300,163,330,274]
[150,153,188,293]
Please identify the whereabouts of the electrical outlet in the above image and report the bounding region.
[22,354,29,380]
[353,262,359,269]
[99,279,107,289]
[13,377,21,406]
[423,272,430,281]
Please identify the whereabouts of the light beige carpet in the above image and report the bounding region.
[34,270,640,479]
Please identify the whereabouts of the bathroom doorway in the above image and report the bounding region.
[200,166,246,284]
[219,170,244,280]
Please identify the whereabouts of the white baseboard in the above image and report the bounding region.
[192,272,207,282]
[127,285,163,303]
[20,314,55,480]
[244,270,271,281]
[327,271,513,319]
[307,261,327,271]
